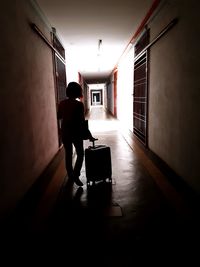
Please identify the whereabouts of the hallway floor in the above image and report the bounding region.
[3,107,199,266]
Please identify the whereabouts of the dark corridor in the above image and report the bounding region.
[2,107,199,266]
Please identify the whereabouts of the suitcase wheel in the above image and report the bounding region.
[87,177,112,187]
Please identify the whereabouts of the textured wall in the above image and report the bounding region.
[0,0,59,217]
[148,0,200,193]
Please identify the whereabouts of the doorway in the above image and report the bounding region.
[91,89,103,106]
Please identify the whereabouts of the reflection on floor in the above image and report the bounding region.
[3,106,200,266]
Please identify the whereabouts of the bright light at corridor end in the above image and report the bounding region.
[88,106,119,133]
[89,119,119,133]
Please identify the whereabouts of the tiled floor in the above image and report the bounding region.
[3,106,199,266]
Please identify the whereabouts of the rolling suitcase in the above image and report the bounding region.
[85,140,112,186]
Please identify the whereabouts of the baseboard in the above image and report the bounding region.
[5,147,65,228]
[122,127,200,205]
[146,148,200,203]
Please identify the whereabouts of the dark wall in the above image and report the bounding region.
[0,0,59,218]
[148,0,200,193]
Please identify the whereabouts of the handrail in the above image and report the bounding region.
[30,23,66,65]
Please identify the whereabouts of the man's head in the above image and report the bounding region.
[66,82,83,99]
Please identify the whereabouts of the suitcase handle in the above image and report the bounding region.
[89,138,98,148]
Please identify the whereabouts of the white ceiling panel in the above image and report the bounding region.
[36,0,154,82]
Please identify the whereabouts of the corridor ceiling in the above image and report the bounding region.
[36,0,154,83]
